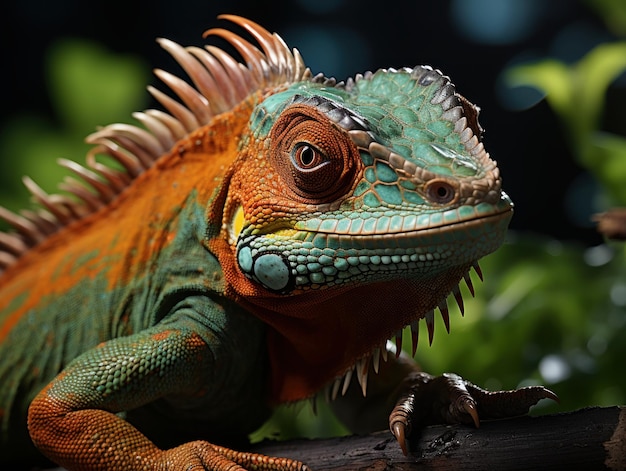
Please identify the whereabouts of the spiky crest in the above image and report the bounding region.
[0,16,494,279]
[0,15,311,274]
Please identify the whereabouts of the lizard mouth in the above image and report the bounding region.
[294,196,513,241]
[322,260,482,402]
[236,203,512,296]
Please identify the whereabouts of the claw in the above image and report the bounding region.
[462,399,480,428]
[544,388,560,403]
[391,421,408,456]
[389,372,557,461]
[464,383,560,419]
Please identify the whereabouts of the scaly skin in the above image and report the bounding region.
[0,15,555,470]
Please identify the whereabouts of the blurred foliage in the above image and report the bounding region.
[1,1,626,444]
[0,39,148,217]
[472,0,626,428]
[584,0,626,36]
[506,42,626,205]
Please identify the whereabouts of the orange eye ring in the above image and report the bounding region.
[268,103,361,203]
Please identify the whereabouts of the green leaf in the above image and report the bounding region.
[0,39,149,226]
[506,42,626,140]
[589,131,626,205]
[584,0,626,36]
[506,60,573,121]
[575,42,626,135]
[47,39,148,134]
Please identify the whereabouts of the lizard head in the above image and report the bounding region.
[213,42,513,398]
[225,68,511,295]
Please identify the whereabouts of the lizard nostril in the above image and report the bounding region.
[425,180,457,205]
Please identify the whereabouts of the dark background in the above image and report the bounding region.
[2,0,622,246]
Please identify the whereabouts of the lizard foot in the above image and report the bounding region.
[389,372,558,455]
[162,441,311,471]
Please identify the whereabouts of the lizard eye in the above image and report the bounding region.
[291,144,326,170]
[269,103,361,203]
[289,143,335,195]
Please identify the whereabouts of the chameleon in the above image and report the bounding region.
[0,15,556,470]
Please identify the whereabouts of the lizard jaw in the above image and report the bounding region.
[323,262,480,402]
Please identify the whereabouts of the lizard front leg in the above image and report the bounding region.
[27,309,307,471]
[389,370,558,455]
[329,351,557,456]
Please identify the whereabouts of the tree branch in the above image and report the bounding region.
[252,406,626,470]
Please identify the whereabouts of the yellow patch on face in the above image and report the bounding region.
[273,228,301,238]
[227,204,246,245]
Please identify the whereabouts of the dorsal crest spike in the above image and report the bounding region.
[0,15,313,275]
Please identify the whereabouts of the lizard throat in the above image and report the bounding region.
[231,260,479,404]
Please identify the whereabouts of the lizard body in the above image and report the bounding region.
[0,16,552,470]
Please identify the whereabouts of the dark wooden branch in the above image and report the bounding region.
[252,406,626,470]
